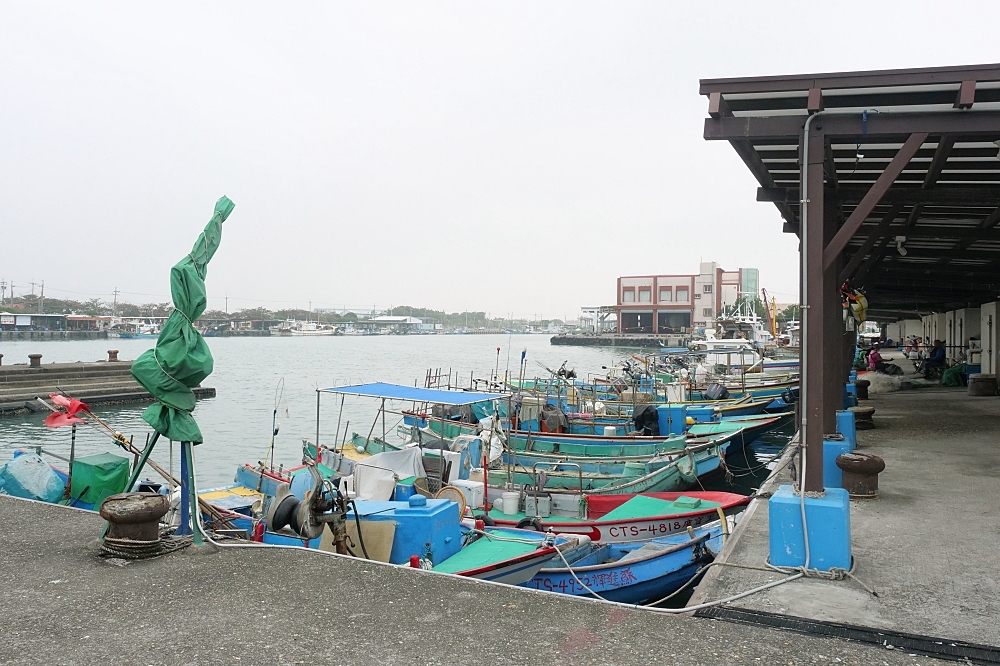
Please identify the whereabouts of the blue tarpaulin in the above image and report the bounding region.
[318,382,504,405]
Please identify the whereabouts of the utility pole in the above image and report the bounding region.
[39,281,44,314]
[112,288,120,317]
[29,281,37,297]
[0,280,6,306]
[225,295,228,315]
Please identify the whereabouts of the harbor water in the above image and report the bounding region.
[0,335,789,492]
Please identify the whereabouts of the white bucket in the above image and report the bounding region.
[501,491,520,516]
[603,425,617,437]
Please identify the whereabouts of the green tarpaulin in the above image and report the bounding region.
[131,196,235,443]
[70,452,130,506]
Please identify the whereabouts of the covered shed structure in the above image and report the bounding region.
[701,63,1000,491]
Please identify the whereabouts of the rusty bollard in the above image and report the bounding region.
[855,378,870,400]
[99,492,170,559]
[836,452,886,498]
[107,349,119,362]
[28,353,42,368]
[849,405,875,430]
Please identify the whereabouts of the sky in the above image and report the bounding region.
[2,2,997,318]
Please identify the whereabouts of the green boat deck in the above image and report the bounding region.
[432,533,540,574]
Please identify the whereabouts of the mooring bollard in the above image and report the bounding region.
[0,353,4,366]
[849,405,876,430]
[836,452,885,498]
[855,378,870,400]
[28,353,42,368]
[99,492,170,559]
[107,349,119,362]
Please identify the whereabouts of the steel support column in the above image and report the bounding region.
[824,195,845,437]
[803,128,827,492]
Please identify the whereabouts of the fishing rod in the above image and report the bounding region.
[265,378,285,473]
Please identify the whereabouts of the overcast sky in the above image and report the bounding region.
[2,2,996,317]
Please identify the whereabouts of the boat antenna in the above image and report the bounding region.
[267,377,285,472]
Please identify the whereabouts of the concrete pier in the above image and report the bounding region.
[0,496,943,666]
[0,357,215,416]
[691,383,1000,660]
[550,333,688,349]
[0,330,109,341]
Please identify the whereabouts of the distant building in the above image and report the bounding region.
[614,263,759,334]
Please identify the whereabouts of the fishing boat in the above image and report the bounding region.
[487,490,748,543]
[522,523,723,604]
[201,460,583,586]
[432,525,580,585]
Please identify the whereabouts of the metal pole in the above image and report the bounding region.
[64,424,77,500]
[124,431,160,493]
[316,390,321,450]
[801,111,827,492]
[177,441,192,536]
[334,394,345,453]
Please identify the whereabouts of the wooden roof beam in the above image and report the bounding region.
[824,133,928,270]
[839,204,904,283]
[922,135,956,188]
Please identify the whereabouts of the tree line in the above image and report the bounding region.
[1,295,565,328]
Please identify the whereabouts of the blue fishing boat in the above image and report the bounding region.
[522,524,724,604]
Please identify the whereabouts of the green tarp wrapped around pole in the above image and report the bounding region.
[130,196,235,443]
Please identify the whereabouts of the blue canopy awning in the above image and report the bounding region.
[318,382,505,406]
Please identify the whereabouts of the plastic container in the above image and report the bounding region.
[687,406,715,423]
[501,491,520,516]
[450,478,485,510]
[525,492,551,518]
[656,403,688,435]
[348,497,461,565]
[603,425,617,437]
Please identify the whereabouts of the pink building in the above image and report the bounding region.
[614,263,758,334]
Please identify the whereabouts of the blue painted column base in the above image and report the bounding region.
[836,409,857,451]
[769,485,851,572]
[823,434,852,489]
[843,383,858,409]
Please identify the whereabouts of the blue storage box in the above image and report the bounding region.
[687,406,715,423]
[394,480,417,501]
[348,496,461,565]
[769,485,851,571]
[656,404,688,435]
[843,383,858,409]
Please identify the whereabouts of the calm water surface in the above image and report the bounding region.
[1,335,790,493]
[1,335,638,486]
